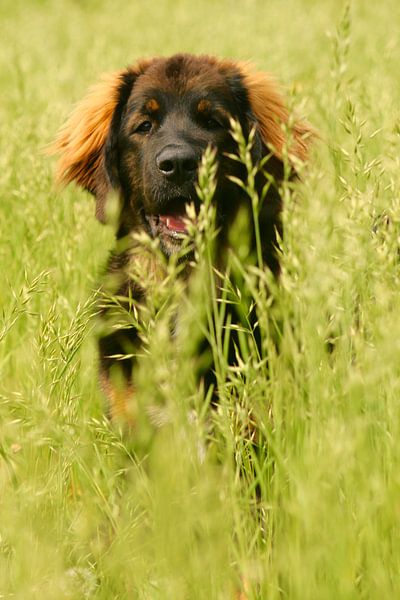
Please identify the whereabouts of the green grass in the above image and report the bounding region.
[1,0,400,597]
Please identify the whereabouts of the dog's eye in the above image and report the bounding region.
[135,121,152,134]
[205,117,223,130]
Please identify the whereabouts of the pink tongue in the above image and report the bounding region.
[160,214,187,233]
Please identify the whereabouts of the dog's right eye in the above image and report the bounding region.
[134,121,152,134]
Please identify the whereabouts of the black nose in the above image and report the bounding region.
[156,145,198,181]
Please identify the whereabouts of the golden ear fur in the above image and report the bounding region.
[50,60,154,221]
[50,70,128,194]
[238,63,314,165]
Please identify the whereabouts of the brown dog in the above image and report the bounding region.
[52,54,311,421]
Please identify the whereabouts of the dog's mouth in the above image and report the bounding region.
[145,197,194,253]
[158,213,188,236]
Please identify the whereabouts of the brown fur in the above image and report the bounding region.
[145,98,160,113]
[197,99,212,113]
[51,59,153,221]
[238,63,311,161]
[52,71,125,193]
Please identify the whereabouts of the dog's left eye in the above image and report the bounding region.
[205,117,223,130]
[135,121,152,134]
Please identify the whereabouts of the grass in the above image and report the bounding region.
[1,0,400,597]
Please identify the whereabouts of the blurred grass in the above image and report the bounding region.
[1,0,400,598]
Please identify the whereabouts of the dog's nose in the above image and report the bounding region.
[156,145,198,181]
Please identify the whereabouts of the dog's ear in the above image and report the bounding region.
[50,61,150,222]
[237,63,314,171]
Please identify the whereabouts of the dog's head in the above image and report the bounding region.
[52,54,312,256]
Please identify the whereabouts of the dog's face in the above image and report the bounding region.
[52,54,311,258]
[114,57,253,255]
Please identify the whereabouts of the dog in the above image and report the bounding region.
[51,53,312,422]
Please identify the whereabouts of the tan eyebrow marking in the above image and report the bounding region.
[145,98,160,112]
[197,99,212,113]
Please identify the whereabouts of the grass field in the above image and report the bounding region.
[2,0,400,598]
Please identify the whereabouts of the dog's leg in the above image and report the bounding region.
[98,330,138,426]
[99,369,136,425]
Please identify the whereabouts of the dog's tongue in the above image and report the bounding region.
[159,214,187,233]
